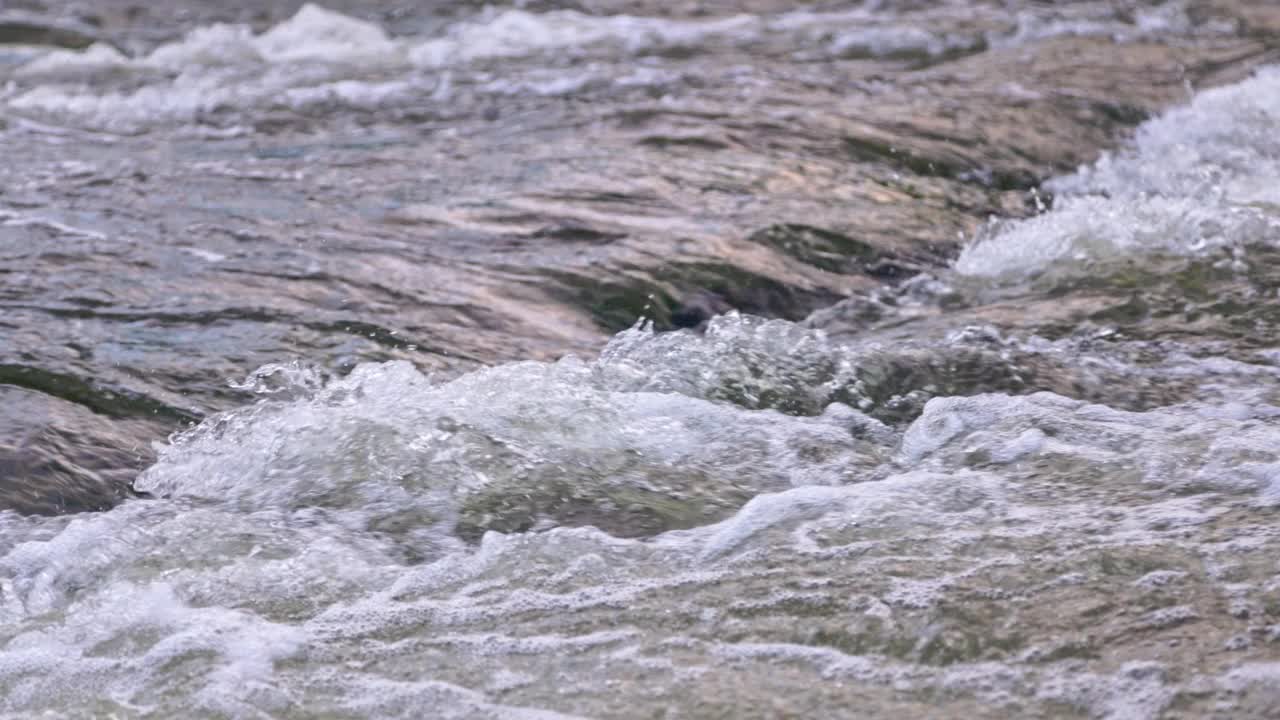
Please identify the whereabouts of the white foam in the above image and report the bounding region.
[1060,67,1280,204]
[0,579,305,714]
[992,0,1217,50]
[11,42,132,81]
[3,18,1280,716]
[956,66,1280,283]
[409,9,759,67]
[1037,662,1176,720]
[256,4,403,65]
[0,4,1010,131]
[954,194,1272,280]
[8,4,412,130]
[3,353,1277,714]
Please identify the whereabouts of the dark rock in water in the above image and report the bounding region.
[0,442,141,514]
[0,387,160,515]
[0,12,105,49]
[670,290,733,330]
[748,224,881,275]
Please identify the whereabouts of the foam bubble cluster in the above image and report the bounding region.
[2,2,1216,132]
[1,7,1279,717]
[956,67,1280,283]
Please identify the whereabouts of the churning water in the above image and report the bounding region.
[1,2,1279,718]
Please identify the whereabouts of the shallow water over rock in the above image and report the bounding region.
[2,1,1280,717]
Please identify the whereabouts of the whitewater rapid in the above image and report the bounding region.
[4,2,1229,133]
[1,3,1279,719]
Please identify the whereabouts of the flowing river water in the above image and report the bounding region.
[2,1,1280,717]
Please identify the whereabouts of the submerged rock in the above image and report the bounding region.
[2,6,1280,713]
[0,387,158,514]
[0,13,104,49]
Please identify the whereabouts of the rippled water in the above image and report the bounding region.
[2,1,1280,718]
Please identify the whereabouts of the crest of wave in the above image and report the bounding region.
[955,66,1280,283]
[1055,65,1280,202]
[9,5,417,131]
[6,3,974,131]
[134,316,893,550]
